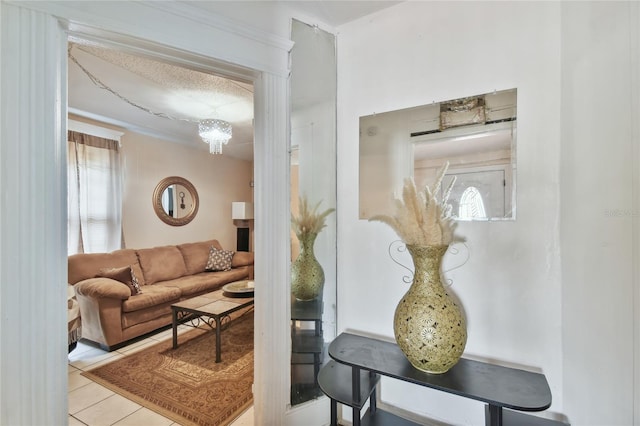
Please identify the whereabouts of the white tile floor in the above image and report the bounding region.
[68,325,254,426]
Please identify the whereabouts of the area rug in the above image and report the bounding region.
[82,311,254,426]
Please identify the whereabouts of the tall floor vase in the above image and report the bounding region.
[291,232,324,301]
[393,244,467,374]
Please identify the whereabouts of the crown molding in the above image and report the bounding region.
[140,1,294,52]
[7,0,293,78]
[68,118,124,141]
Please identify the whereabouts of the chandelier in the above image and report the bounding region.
[198,119,232,155]
[69,47,235,156]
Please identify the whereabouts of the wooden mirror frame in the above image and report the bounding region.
[152,176,199,226]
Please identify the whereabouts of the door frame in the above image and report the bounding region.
[1,2,294,424]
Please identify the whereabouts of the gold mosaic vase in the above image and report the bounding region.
[394,244,467,374]
[291,232,324,301]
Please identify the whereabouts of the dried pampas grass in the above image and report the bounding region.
[370,162,462,246]
[291,196,335,238]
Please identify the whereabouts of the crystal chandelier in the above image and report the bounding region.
[198,119,232,155]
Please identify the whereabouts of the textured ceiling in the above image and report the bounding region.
[68,41,256,160]
[73,44,253,118]
[67,1,403,161]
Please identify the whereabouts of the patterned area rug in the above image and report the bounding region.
[82,311,254,426]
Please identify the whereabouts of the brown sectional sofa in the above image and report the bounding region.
[68,239,254,350]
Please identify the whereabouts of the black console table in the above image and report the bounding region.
[318,332,567,426]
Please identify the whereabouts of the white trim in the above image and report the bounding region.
[9,0,293,78]
[0,4,68,424]
[1,2,295,424]
[252,71,292,424]
[68,108,194,147]
[68,118,124,142]
[141,1,293,52]
[631,2,640,424]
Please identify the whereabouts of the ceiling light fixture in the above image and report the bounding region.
[198,119,232,155]
[69,47,235,156]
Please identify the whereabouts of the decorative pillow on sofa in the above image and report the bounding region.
[130,262,146,287]
[205,246,234,272]
[96,266,142,295]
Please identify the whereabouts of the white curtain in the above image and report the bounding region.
[67,131,123,255]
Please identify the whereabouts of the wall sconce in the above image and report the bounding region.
[232,202,254,251]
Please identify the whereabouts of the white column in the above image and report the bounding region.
[252,71,292,424]
[632,3,640,424]
[0,3,68,425]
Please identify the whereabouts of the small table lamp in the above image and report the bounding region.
[232,202,253,251]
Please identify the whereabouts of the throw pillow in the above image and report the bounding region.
[130,268,142,294]
[131,262,146,287]
[205,246,234,272]
[96,265,142,296]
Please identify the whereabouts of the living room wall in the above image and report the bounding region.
[70,115,253,251]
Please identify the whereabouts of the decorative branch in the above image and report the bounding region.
[370,162,463,246]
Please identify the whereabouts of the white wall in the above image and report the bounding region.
[560,2,637,425]
[337,2,565,423]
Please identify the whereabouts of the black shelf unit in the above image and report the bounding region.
[291,297,326,406]
[318,332,570,426]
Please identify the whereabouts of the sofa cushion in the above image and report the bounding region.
[68,249,139,285]
[159,269,250,298]
[177,239,223,275]
[205,246,234,272]
[121,302,176,330]
[121,285,182,313]
[137,246,188,285]
[96,266,142,295]
[231,251,254,268]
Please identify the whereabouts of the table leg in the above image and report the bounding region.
[330,398,337,426]
[486,404,503,426]
[215,316,222,363]
[370,371,377,414]
[313,353,320,384]
[351,366,360,401]
[172,308,178,349]
[352,367,361,426]
[352,406,360,426]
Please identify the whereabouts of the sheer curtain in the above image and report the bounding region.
[67,130,124,255]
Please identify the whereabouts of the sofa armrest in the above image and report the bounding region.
[74,278,131,300]
[232,251,254,268]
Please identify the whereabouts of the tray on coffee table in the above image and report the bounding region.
[222,280,255,297]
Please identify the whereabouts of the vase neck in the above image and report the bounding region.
[298,232,318,253]
[407,244,448,286]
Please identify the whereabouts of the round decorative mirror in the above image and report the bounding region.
[152,176,199,226]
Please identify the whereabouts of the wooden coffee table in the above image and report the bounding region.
[171,287,254,362]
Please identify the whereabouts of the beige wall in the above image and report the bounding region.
[70,114,253,251]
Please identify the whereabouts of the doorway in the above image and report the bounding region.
[66,37,257,424]
[0,4,292,424]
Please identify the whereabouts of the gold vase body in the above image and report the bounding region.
[393,245,467,374]
[291,232,324,301]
